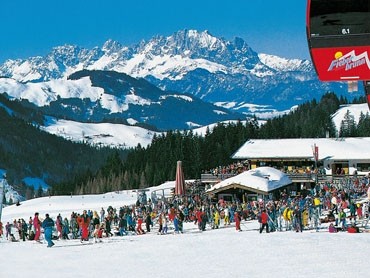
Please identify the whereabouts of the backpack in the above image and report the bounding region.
[28,231,35,240]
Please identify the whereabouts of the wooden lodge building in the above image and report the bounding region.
[203,137,370,201]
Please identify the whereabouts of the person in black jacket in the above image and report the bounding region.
[42,214,55,247]
[201,211,208,231]
[21,219,28,241]
[104,216,113,237]
[145,213,152,233]
[178,210,185,233]
[293,206,303,232]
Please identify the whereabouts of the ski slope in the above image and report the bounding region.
[1,186,370,278]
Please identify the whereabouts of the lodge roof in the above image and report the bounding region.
[206,166,292,195]
[232,137,370,161]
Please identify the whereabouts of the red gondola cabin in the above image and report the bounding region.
[307,0,370,82]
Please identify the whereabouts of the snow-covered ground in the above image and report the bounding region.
[39,103,370,149]
[1,184,370,278]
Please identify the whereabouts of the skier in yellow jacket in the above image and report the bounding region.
[213,210,220,229]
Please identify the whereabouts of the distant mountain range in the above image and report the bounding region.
[0,29,363,130]
[0,69,242,130]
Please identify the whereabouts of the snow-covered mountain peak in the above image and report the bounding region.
[0,29,308,84]
[0,29,348,115]
[51,44,81,55]
[183,29,222,49]
[102,39,124,54]
[258,53,312,72]
[137,29,229,58]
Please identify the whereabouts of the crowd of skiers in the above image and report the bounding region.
[253,175,370,233]
[0,175,369,246]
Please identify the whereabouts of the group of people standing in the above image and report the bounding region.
[1,175,369,246]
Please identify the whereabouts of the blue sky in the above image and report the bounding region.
[0,0,309,63]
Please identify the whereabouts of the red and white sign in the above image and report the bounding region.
[310,46,370,81]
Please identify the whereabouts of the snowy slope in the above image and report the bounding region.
[39,103,369,148]
[0,77,103,107]
[332,103,369,131]
[21,103,365,150]
[1,185,370,278]
[41,116,158,148]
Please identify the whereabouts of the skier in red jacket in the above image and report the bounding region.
[77,210,91,242]
[234,211,242,231]
[33,212,42,241]
[259,209,269,234]
[136,216,145,235]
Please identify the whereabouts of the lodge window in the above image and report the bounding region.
[357,163,370,171]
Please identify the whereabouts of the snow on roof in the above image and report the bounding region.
[232,137,370,161]
[206,166,292,194]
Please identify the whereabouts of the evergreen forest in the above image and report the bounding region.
[68,93,370,196]
[0,93,128,200]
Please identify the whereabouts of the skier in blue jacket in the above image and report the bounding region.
[42,214,55,247]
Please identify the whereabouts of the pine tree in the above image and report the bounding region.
[139,172,146,189]
[37,185,43,198]
[357,112,370,136]
[339,110,357,137]
[25,186,34,200]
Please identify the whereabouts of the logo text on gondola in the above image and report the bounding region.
[328,50,370,72]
